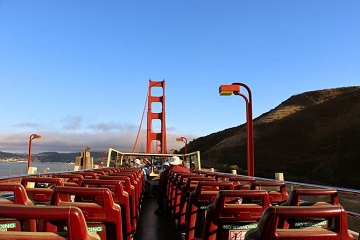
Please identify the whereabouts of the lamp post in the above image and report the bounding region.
[219,83,254,176]
[27,134,41,173]
[83,147,92,169]
[176,137,188,154]
[101,151,107,165]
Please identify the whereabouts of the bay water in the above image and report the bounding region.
[0,162,75,177]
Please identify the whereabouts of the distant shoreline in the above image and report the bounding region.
[0,160,74,164]
[0,162,75,177]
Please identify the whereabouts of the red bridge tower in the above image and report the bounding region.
[146,79,167,153]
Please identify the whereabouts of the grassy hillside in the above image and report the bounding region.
[187,86,360,189]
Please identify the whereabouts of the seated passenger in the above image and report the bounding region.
[154,156,190,215]
[134,158,154,197]
[163,162,170,171]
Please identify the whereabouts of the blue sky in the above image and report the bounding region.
[0,1,359,153]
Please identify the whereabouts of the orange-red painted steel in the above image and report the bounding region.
[146,79,167,153]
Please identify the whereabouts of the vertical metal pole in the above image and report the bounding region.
[243,84,254,177]
[27,137,33,173]
[83,150,87,169]
[233,83,254,177]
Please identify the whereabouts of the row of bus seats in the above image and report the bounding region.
[0,204,100,240]
[0,166,145,240]
[163,169,354,240]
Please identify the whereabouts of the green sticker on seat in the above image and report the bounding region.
[222,223,257,230]
[88,226,103,232]
[0,223,16,229]
[294,220,327,228]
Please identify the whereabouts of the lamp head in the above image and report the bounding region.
[30,134,41,140]
[219,84,240,96]
[33,134,41,139]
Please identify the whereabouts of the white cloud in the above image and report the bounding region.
[87,122,137,132]
[0,129,198,154]
[61,115,83,130]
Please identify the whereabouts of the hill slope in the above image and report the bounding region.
[188,86,360,189]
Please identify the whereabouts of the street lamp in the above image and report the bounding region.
[219,83,254,176]
[176,137,188,154]
[27,134,41,173]
[83,147,92,169]
[101,151,107,164]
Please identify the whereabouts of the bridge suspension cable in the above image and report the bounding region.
[132,87,149,153]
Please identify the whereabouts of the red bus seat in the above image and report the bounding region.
[0,184,35,231]
[171,173,197,215]
[81,179,133,240]
[0,184,34,205]
[176,176,216,232]
[244,205,354,240]
[109,171,141,208]
[249,181,288,205]
[111,167,125,173]
[184,181,235,240]
[203,190,271,240]
[21,177,64,205]
[228,176,256,190]
[72,171,99,179]
[214,173,238,181]
[110,171,142,212]
[50,186,122,240]
[0,204,100,240]
[191,170,216,177]
[117,168,144,192]
[191,169,210,175]
[120,168,145,204]
[281,188,339,206]
[86,170,107,176]
[95,168,116,175]
[52,173,84,187]
[166,171,177,202]
[165,170,192,205]
[99,175,137,232]
[214,173,255,189]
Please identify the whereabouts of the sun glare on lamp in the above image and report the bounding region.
[219,84,240,96]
